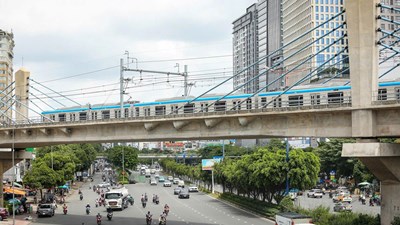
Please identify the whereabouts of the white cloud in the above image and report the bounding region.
[0,0,255,115]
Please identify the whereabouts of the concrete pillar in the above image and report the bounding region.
[14,68,30,122]
[343,142,400,225]
[0,159,14,207]
[346,0,380,137]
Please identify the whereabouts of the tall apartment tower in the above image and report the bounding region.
[281,0,347,87]
[380,0,400,46]
[0,29,14,123]
[257,0,284,92]
[232,4,259,94]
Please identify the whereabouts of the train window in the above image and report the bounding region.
[214,101,226,112]
[311,94,321,105]
[102,110,110,119]
[378,88,387,101]
[288,95,303,106]
[273,98,282,108]
[59,114,66,122]
[50,115,56,121]
[115,110,121,118]
[395,87,400,100]
[200,103,209,112]
[125,108,129,117]
[135,108,140,117]
[144,108,151,116]
[170,105,179,114]
[246,98,252,109]
[91,112,97,120]
[155,106,166,115]
[70,114,76,121]
[232,101,241,111]
[328,92,343,104]
[184,103,195,114]
[79,112,87,120]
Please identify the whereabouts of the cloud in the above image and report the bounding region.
[0,0,255,114]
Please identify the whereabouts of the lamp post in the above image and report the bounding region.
[122,148,125,183]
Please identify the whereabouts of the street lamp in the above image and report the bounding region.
[122,148,125,183]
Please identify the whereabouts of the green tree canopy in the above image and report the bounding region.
[107,145,139,170]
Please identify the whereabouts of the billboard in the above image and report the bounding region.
[202,157,222,171]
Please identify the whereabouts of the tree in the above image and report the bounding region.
[314,139,355,178]
[107,146,139,170]
[353,160,375,184]
[23,161,60,198]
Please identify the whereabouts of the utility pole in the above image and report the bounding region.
[285,138,290,194]
[120,58,124,118]
[184,65,188,97]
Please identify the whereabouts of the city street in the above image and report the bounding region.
[295,193,380,215]
[29,173,274,225]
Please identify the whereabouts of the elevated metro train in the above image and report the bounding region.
[41,81,400,122]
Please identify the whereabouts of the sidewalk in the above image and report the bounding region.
[0,214,33,225]
[0,180,87,225]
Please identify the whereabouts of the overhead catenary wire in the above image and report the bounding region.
[29,78,82,106]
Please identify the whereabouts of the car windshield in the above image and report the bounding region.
[40,205,51,208]
[105,193,122,199]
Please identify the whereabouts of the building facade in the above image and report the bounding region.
[232,4,259,93]
[0,29,14,123]
[257,0,285,92]
[281,0,347,87]
[380,0,400,46]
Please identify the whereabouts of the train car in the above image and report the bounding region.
[41,81,400,122]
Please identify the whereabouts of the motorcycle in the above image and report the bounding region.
[97,216,102,225]
[80,194,83,201]
[63,208,68,215]
[159,217,167,225]
[155,199,159,205]
[86,207,90,215]
[107,212,113,221]
[142,202,146,208]
[164,209,169,216]
[146,215,152,225]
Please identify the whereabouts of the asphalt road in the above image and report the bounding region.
[30,172,274,225]
[295,192,381,215]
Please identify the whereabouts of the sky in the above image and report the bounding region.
[0,0,255,116]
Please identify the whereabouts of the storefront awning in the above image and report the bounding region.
[3,187,26,195]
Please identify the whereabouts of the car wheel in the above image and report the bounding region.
[0,217,3,221]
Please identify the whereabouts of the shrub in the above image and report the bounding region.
[279,196,294,212]
[392,216,400,225]
[308,206,331,225]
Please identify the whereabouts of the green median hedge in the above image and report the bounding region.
[218,193,280,219]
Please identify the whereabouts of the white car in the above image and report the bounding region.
[307,189,323,198]
[342,194,353,203]
[150,179,157,185]
[98,182,110,188]
[188,186,199,192]
[163,181,172,187]
[168,176,173,182]
[173,178,180,185]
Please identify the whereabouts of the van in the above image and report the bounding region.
[178,180,185,187]
[275,212,314,225]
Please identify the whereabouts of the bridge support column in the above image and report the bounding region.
[0,158,14,207]
[343,141,400,225]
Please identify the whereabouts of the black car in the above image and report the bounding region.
[178,189,190,199]
[37,204,55,217]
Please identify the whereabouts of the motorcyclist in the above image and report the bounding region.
[153,194,156,203]
[80,193,83,201]
[141,194,144,202]
[144,193,148,202]
[86,203,91,214]
[78,189,82,195]
[96,213,102,223]
[62,203,68,214]
[106,207,113,220]
[146,211,152,224]
[155,195,160,204]
[159,212,167,225]
[164,204,170,215]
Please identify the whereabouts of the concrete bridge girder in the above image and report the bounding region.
[2,106,400,148]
